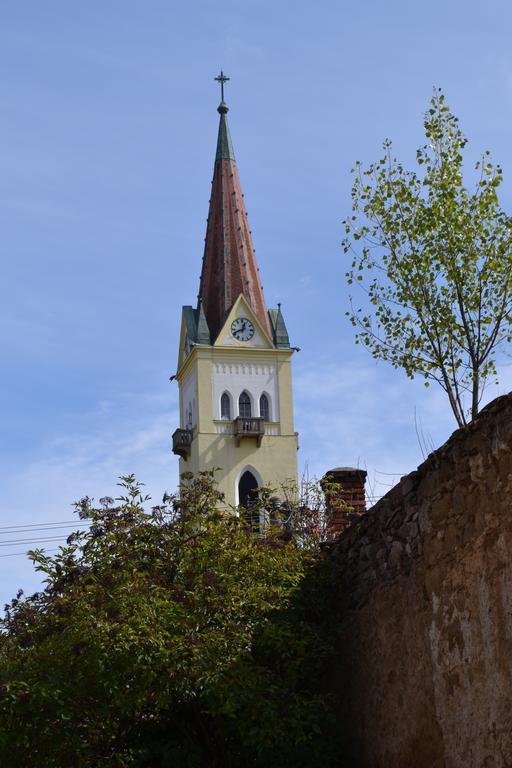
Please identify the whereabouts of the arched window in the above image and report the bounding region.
[259,393,270,421]
[186,402,193,429]
[220,392,231,420]
[239,470,259,531]
[239,470,259,507]
[239,391,252,418]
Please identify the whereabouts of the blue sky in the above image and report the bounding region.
[2,0,512,605]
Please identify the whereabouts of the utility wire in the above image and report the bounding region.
[0,536,70,548]
[0,519,88,532]
[0,548,60,559]
[0,524,87,536]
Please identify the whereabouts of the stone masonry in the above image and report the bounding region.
[329,393,512,767]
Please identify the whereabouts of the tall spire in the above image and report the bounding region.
[198,73,271,342]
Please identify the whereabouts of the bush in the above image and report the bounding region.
[0,472,343,767]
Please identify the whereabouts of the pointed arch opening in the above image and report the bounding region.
[238,390,252,418]
[220,391,232,420]
[238,470,260,531]
[259,393,270,421]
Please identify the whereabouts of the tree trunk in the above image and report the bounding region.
[471,369,480,422]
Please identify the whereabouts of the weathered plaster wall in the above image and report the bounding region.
[331,394,512,767]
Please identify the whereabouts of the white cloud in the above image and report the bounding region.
[0,388,179,608]
[295,355,512,504]
[294,357,454,484]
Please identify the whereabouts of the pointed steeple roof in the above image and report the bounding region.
[198,91,271,342]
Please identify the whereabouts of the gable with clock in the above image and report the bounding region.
[215,294,274,349]
[172,76,298,508]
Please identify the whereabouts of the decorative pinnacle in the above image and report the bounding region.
[214,70,230,112]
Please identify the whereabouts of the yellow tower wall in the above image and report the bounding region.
[176,344,298,507]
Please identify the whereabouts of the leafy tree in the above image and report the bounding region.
[344,89,512,426]
[0,473,342,768]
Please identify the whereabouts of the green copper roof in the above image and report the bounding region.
[182,306,197,342]
[195,301,211,344]
[268,305,290,348]
[215,104,235,162]
[182,304,211,345]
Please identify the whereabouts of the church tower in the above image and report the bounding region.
[172,73,298,507]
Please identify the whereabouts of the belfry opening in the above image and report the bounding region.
[238,470,259,508]
[239,470,260,531]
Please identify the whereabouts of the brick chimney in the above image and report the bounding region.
[322,467,367,536]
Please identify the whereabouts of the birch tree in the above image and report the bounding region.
[344,89,512,426]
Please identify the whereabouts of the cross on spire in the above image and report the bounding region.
[214,70,230,102]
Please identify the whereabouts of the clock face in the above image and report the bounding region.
[231,317,255,341]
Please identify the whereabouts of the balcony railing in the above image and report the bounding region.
[233,416,265,446]
[172,428,193,459]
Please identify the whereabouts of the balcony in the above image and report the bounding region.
[234,416,265,447]
[172,428,193,459]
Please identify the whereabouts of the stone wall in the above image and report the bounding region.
[330,394,512,768]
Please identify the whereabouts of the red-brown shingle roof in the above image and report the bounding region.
[197,102,270,342]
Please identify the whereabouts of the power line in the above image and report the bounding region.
[0,536,70,548]
[0,519,88,532]
[0,523,88,536]
[0,548,60,559]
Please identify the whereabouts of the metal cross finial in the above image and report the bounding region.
[214,70,230,102]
